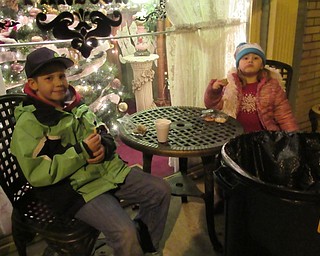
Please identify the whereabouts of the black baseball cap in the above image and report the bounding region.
[25,47,74,78]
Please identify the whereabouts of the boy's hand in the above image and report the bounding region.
[84,133,102,153]
[212,79,228,90]
[87,145,105,164]
[84,133,106,164]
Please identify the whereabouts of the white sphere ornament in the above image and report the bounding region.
[118,102,128,112]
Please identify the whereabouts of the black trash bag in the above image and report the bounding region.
[224,131,320,191]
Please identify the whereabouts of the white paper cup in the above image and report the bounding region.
[154,118,171,143]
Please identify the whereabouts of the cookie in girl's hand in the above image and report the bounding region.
[221,79,228,85]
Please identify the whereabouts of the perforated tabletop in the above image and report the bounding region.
[118,106,243,157]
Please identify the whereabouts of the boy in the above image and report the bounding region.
[10,47,171,256]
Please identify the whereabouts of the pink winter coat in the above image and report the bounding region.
[204,69,299,132]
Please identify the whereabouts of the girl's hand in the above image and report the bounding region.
[212,79,228,90]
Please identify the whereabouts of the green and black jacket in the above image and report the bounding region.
[10,84,131,217]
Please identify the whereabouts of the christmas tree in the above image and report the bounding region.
[0,0,159,135]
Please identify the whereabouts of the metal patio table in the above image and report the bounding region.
[118,106,243,252]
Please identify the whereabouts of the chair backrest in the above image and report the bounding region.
[0,94,29,205]
[266,59,293,98]
[0,93,58,223]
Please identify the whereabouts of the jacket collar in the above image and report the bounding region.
[23,83,84,126]
[221,67,285,118]
[24,83,82,111]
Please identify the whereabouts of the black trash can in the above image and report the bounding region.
[216,131,320,256]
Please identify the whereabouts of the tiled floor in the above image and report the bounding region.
[3,178,225,256]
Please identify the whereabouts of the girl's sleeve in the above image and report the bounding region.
[204,79,224,109]
[273,83,299,132]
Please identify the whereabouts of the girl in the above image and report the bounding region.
[204,42,299,133]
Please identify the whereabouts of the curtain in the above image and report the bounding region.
[165,0,250,170]
[166,0,250,107]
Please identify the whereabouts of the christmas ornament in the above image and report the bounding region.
[111,78,121,89]
[11,63,24,73]
[106,93,120,104]
[118,102,128,112]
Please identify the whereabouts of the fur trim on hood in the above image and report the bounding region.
[221,67,286,118]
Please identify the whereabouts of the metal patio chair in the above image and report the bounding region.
[0,93,100,256]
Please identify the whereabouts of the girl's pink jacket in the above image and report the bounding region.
[204,69,299,132]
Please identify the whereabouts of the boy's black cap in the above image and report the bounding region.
[25,47,74,78]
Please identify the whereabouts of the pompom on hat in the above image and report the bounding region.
[25,47,74,78]
[234,42,266,68]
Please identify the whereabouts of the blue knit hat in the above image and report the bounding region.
[234,42,266,68]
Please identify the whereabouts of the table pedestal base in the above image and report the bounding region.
[166,172,203,199]
[142,153,223,253]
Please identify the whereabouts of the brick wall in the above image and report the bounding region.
[296,0,320,131]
